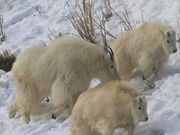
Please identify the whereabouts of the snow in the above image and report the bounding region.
[0,0,180,135]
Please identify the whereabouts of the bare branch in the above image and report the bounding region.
[0,15,6,43]
[67,0,116,52]
[32,5,42,15]
[111,6,136,31]
[67,1,96,43]
[0,50,16,72]
[94,10,114,61]
[176,18,180,43]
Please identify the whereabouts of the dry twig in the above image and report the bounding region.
[68,0,96,43]
[0,50,16,72]
[111,7,136,31]
[176,18,180,43]
[68,0,116,43]
[32,5,42,15]
[0,16,6,42]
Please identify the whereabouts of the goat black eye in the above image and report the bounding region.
[167,40,170,43]
[138,107,141,110]
[110,65,113,68]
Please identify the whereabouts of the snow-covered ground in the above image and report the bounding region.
[0,0,180,135]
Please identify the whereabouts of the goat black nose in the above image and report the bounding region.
[145,117,148,121]
[173,49,177,53]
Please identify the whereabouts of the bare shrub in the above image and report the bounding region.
[68,0,117,45]
[68,0,96,43]
[176,18,180,43]
[32,5,42,15]
[112,7,136,32]
[0,15,6,43]
[68,0,138,43]
[0,50,16,72]
[47,28,62,41]
[93,11,116,50]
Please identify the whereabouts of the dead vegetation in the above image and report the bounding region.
[68,0,137,47]
[68,0,116,47]
[93,11,116,51]
[0,16,6,43]
[31,5,42,15]
[47,28,62,41]
[68,0,96,43]
[112,7,136,32]
[176,18,180,43]
[0,50,16,72]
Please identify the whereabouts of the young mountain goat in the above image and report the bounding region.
[71,80,148,135]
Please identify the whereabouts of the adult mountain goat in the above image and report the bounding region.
[112,21,177,88]
[9,36,119,123]
[71,80,148,135]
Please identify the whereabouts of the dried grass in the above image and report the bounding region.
[0,50,16,72]
[68,0,96,43]
[0,16,6,43]
[176,18,180,43]
[112,7,136,32]
[68,0,137,45]
[67,1,137,61]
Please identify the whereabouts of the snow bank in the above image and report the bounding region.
[0,0,180,135]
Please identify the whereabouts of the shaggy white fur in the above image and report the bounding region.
[71,80,148,135]
[9,36,119,123]
[112,21,177,87]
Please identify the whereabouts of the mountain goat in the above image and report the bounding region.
[111,21,177,88]
[9,36,119,123]
[71,80,148,135]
